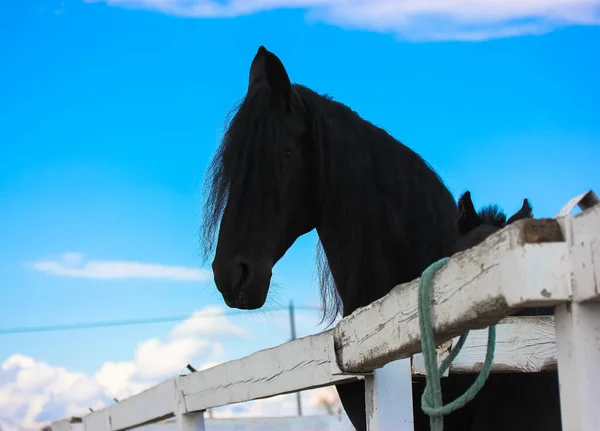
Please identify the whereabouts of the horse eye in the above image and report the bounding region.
[285,149,293,159]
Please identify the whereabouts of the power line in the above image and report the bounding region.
[0,305,320,336]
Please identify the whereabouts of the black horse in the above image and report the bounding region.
[202,45,457,429]
[201,46,558,430]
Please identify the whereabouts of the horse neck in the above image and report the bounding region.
[310,105,458,317]
[316,218,402,317]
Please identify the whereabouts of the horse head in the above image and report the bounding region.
[454,190,533,253]
[202,46,318,310]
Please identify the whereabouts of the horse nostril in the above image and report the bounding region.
[233,257,254,294]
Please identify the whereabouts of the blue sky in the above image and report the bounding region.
[1,0,599,427]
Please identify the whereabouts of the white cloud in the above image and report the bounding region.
[94,361,145,400]
[0,306,249,428]
[0,417,38,431]
[171,307,253,339]
[29,252,212,281]
[0,355,108,429]
[95,306,250,399]
[87,0,600,41]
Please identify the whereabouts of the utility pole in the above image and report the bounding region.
[289,300,303,416]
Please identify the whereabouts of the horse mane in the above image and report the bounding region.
[315,240,341,325]
[294,84,455,325]
[478,204,507,227]
[296,85,362,325]
[478,200,534,228]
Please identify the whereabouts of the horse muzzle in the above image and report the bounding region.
[212,256,272,310]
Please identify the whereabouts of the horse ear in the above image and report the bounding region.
[506,198,533,224]
[457,191,484,235]
[249,45,292,108]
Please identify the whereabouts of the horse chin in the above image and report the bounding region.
[224,267,272,310]
[227,284,269,310]
[230,296,267,310]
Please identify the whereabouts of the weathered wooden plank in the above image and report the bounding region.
[333,218,570,373]
[555,190,599,218]
[411,316,556,376]
[410,339,453,378]
[112,380,176,431]
[84,380,176,431]
[83,411,109,431]
[178,329,359,412]
[52,419,72,431]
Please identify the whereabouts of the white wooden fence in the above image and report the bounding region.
[51,191,600,431]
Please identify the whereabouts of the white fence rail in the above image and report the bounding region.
[51,191,600,431]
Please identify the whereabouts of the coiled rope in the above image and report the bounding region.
[417,257,496,430]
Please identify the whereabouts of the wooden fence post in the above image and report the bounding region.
[365,358,415,431]
[555,301,600,431]
[554,193,600,431]
[176,382,206,431]
[176,412,205,431]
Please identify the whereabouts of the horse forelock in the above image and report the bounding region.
[200,84,290,264]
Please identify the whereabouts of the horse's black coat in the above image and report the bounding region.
[201,46,560,430]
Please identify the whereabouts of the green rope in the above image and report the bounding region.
[417,257,497,431]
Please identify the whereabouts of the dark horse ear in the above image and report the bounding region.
[249,45,292,109]
[506,198,533,225]
[457,191,484,235]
